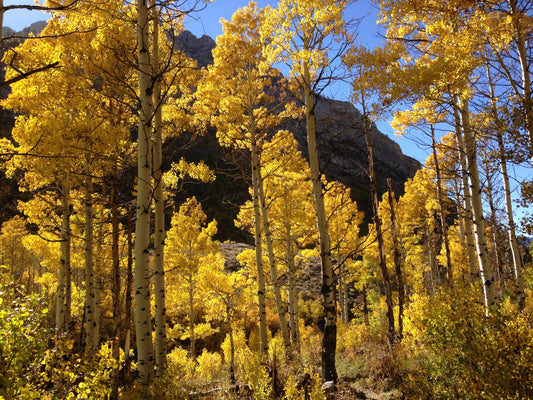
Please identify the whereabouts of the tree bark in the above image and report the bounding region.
[56,175,71,333]
[487,65,525,309]
[110,176,121,400]
[257,167,291,357]
[152,5,167,374]
[452,102,478,284]
[387,179,404,340]
[251,129,269,356]
[84,159,98,353]
[135,0,155,390]
[287,240,300,352]
[227,305,236,385]
[458,97,498,313]
[480,146,504,299]
[362,284,370,327]
[431,127,453,286]
[363,109,395,346]
[189,273,196,360]
[303,63,337,382]
[123,206,134,382]
[508,0,533,167]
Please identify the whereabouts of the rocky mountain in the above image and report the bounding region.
[174,30,216,68]
[174,31,421,229]
[2,21,47,40]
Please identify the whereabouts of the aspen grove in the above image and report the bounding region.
[1,0,533,398]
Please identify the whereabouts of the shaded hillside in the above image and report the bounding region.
[174,31,421,233]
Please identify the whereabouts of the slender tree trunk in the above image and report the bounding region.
[363,107,395,346]
[336,254,348,324]
[487,66,525,309]
[135,0,155,389]
[110,176,121,400]
[84,159,98,353]
[257,167,291,357]
[303,63,336,382]
[65,188,72,330]
[189,274,196,360]
[287,241,300,353]
[431,127,453,285]
[56,176,71,333]
[152,5,167,374]
[498,136,525,309]
[387,179,404,340]
[0,0,4,49]
[458,97,498,313]
[227,305,235,385]
[95,212,104,347]
[452,102,478,284]
[426,224,438,295]
[362,284,369,327]
[481,146,504,299]
[508,0,533,167]
[250,129,269,356]
[123,206,134,382]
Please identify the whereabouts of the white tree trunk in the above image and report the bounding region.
[257,168,291,356]
[303,63,337,382]
[508,0,533,167]
[452,103,478,283]
[152,5,167,374]
[56,175,71,333]
[84,159,98,353]
[251,129,269,356]
[286,240,300,352]
[431,127,453,285]
[458,98,498,313]
[135,0,155,389]
[487,65,526,309]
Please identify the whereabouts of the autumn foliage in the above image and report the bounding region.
[1,0,533,399]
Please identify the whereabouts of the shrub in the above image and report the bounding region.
[401,289,533,399]
[243,351,272,400]
[196,349,223,383]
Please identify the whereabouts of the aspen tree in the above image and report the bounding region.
[324,181,364,324]
[452,105,479,283]
[458,98,498,312]
[375,0,506,311]
[365,109,395,345]
[84,156,98,353]
[135,0,155,388]
[386,179,405,339]
[151,2,167,374]
[2,4,136,342]
[262,0,355,381]
[491,0,533,167]
[485,65,525,309]
[238,131,317,352]
[165,197,219,361]
[195,2,294,356]
[479,145,504,297]
[430,126,453,285]
[58,176,72,332]
[110,172,121,400]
